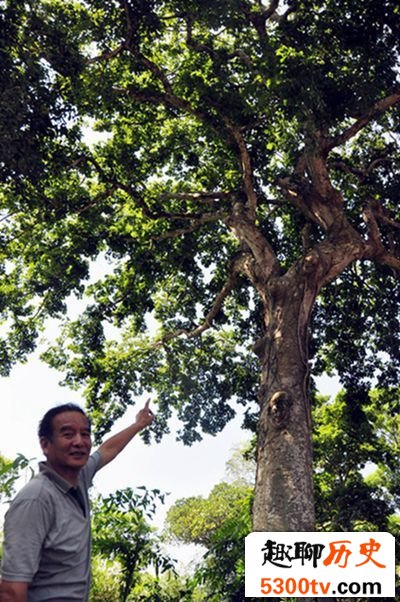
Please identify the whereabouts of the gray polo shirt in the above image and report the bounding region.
[1,450,102,601]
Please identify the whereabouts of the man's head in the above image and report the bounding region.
[38,403,90,441]
[39,404,92,483]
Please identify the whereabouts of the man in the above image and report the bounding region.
[0,400,154,602]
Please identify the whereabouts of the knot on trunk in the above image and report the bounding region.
[253,334,269,359]
[267,391,292,428]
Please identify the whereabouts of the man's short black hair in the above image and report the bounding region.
[38,403,90,440]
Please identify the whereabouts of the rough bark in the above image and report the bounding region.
[252,272,317,532]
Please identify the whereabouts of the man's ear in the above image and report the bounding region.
[40,437,50,456]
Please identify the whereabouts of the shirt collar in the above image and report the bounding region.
[39,461,78,494]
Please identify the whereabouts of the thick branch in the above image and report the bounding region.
[304,199,400,288]
[239,0,280,38]
[326,91,400,151]
[159,191,237,203]
[122,0,136,48]
[228,126,258,218]
[372,250,400,271]
[261,0,281,20]
[147,210,228,242]
[277,170,342,232]
[112,84,218,132]
[329,156,394,181]
[86,45,125,64]
[226,202,280,281]
[279,144,344,232]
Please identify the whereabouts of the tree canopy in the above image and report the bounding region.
[1,0,399,530]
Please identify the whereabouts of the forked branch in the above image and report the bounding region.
[147,210,228,242]
[228,125,258,218]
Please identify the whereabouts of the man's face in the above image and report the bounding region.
[40,411,92,480]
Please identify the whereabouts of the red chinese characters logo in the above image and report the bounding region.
[323,538,386,569]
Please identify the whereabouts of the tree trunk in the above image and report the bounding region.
[253,272,316,532]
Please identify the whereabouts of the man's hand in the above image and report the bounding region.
[98,399,155,469]
[135,399,155,430]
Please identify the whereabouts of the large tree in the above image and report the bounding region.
[1,0,400,531]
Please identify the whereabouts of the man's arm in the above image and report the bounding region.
[97,400,154,468]
[0,581,29,602]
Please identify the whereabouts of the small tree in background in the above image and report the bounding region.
[91,487,174,602]
[165,483,253,602]
[313,388,400,532]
